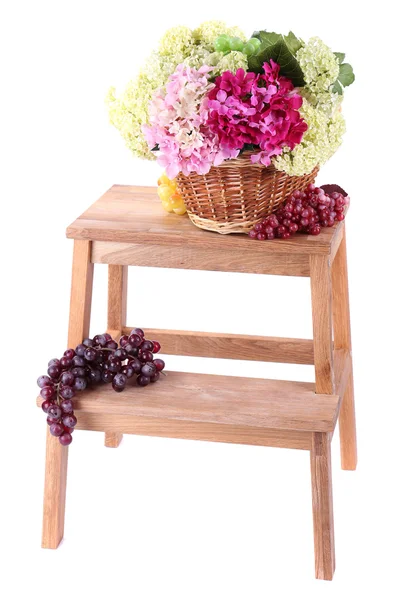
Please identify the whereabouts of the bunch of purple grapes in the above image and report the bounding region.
[37,329,165,446]
[248,184,349,240]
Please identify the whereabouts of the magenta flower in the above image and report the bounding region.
[207,61,307,166]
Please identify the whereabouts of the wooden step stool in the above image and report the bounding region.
[38,185,357,580]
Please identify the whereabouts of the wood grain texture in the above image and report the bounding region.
[310,432,335,580]
[310,255,334,395]
[67,240,94,348]
[42,239,94,549]
[37,371,339,433]
[122,327,315,365]
[105,267,128,448]
[67,185,342,255]
[74,413,312,450]
[332,230,357,470]
[92,241,310,276]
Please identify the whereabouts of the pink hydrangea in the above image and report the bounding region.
[143,64,238,178]
[207,61,307,166]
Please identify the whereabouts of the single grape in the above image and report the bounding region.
[37,375,52,388]
[60,386,75,400]
[41,400,54,413]
[60,371,75,386]
[229,37,244,51]
[72,355,85,367]
[141,340,154,352]
[50,422,65,437]
[140,351,153,362]
[121,365,134,379]
[152,341,161,354]
[141,362,156,377]
[61,400,74,414]
[256,232,266,240]
[248,37,261,49]
[150,372,160,383]
[40,386,56,401]
[129,334,142,348]
[248,230,257,239]
[214,34,231,52]
[88,368,102,384]
[72,367,86,378]
[59,432,73,446]
[101,370,114,384]
[309,224,321,235]
[136,375,150,387]
[113,373,127,388]
[72,376,87,391]
[114,348,128,361]
[59,357,71,370]
[75,344,86,356]
[62,414,77,428]
[112,382,125,393]
[106,340,119,350]
[108,358,122,373]
[84,348,97,362]
[93,334,107,346]
[129,359,142,374]
[63,426,74,434]
[131,328,145,338]
[243,41,257,55]
[153,359,165,372]
[119,335,129,348]
[64,349,75,360]
[47,364,61,379]
[267,232,275,240]
[82,338,94,348]
[47,415,59,425]
[48,358,60,367]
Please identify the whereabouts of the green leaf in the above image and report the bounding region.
[248,31,305,86]
[284,31,303,54]
[332,80,343,95]
[338,63,355,87]
[334,52,345,64]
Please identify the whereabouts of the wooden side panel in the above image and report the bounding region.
[122,327,315,365]
[91,241,310,276]
[310,432,335,580]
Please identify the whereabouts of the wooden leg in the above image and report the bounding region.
[42,240,94,548]
[104,264,128,448]
[310,255,334,395]
[332,230,357,470]
[310,432,335,580]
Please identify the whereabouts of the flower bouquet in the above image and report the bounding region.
[107,22,354,233]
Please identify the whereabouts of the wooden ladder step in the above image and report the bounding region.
[37,372,340,451]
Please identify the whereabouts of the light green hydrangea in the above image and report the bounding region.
[297,37,339,93]
[273,98,346,176]
[158,25,195,56]
[214,51,248,75]
[193,20,246,47]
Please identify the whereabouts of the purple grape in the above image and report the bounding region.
[60,371,75,386]
[153,359,165,372]
[141,362,156,377]
[40,386,56,401]
[82,338,94,348]
[48,358,60,367]
[62,414,77,428]
[93,334,107,346]
[113,373,127,388]
[37,375,52,388]
[119,335,129,348]
[48,405,62,420]
[41,400,54,413]
[47,415,59,425]
[59,432,73,446]
[60,356,72,370]
[106,340,118,350]
[84,348,97,362]
[71,367,86,378]
[60,386,75,400]
[61,400,74,414]
[136,375,150,387]
[75,344,86,356]
[121,365,134,379]
[112,382,125,392]
[73,377,87,391]
[141,340,154,352]
[129,334,142,348]
[101,370,114,384]
[47,364,61,379]
[129,359,142,374]
[150,372,160,383]
[88,368,101,384]
[140,351,153,363]
[108,358,121,373]
[114,348,128,361]
[64,349,75,360]
[131,328,144,338]
[72,356,85,367]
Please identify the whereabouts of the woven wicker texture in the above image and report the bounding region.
[176,153,319,234]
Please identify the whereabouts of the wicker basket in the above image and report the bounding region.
[176,153,319,234]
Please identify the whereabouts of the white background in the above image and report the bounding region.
[1,1,408,598]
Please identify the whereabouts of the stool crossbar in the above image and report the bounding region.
[37,185,357,580]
